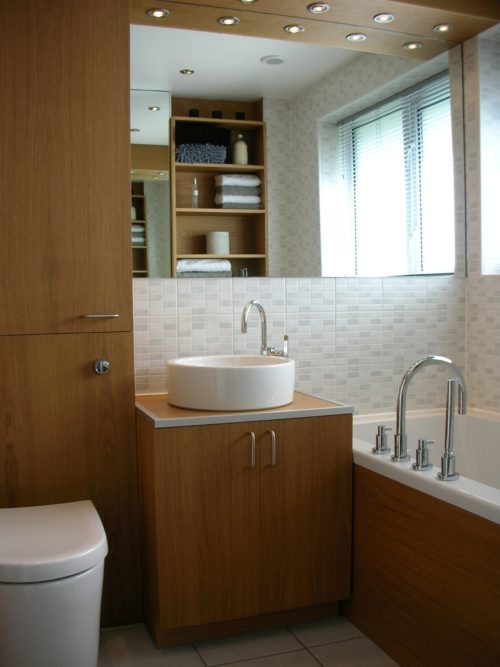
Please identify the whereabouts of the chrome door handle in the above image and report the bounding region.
[82,313,120,319]
[268,429,276,466]
[247,431,256,469]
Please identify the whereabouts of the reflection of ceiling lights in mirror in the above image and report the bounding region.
[130,90,171,146]
[146,8,169,18]
[403,41,423,50]
[284,24,305,34]
[218,16,240,26]
[373,13,395,24]
[307,3,330,13]
[346,33,366,42]
[260,55,285,65]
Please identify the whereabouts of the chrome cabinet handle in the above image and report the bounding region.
[248,431,256,469]
[82,314,120,319]
[94,359,111,375]
[268,429,276,466]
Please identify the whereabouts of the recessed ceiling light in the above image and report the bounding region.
[148,106,161,112]
[433,23,453,33]
[260,54,285,65]
[373,13,395,24]
[146,8,169,18]
[284,24,305,34]
[307,3,330,13]
[179,68,194,75]
[346,33,367,42]
[403,41,423,50]
[240,0,257,3]
[130,128,140,132]
[218,16,240,25]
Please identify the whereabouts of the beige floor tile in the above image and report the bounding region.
[220,649,321,667]
[194,627,302,666]
[289,615,363,647]
[309,636,400,667]
[98,624,204,667]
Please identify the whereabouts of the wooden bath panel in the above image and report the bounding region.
[343,465,500,667]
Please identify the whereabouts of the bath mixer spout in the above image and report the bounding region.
[393,354,466,464]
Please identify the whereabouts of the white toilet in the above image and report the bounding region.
[0,500,108,667]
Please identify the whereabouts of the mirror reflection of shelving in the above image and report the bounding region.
[170,99,268,278]
[131,182,148,277]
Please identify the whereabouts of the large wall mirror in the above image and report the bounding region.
[130,17,471,278]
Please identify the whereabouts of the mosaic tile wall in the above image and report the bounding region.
[133,275,466,415]
[465,34,500,411]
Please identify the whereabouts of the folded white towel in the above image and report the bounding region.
[215,193,261,205]
[177,259,232,273]
[214,174,261,187]
[132,224,144,232]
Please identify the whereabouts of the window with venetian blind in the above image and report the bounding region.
[324,72,455,277]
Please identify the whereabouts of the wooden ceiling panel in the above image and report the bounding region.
[130,1,499,60]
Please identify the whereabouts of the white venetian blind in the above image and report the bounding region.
[337,72,454,276]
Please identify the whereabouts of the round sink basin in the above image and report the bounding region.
[167,355,295,411]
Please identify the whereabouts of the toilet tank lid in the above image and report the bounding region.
[0,500,108,583]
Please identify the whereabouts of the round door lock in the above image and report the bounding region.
[94,359,111,375]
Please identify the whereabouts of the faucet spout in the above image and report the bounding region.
[393,354,467,463]
[241,300,268,355]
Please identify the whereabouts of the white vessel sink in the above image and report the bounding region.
[167,355,295,411]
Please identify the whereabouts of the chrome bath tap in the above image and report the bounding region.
[240,300,288,357]
[393,355,466,479]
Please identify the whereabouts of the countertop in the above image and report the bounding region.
[136,391,353,428]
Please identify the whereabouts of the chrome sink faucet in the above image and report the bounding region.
[241,300,288,357]
[393,355,466,467]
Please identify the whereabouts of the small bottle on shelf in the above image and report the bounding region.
[232,134,248,165]
[192,178,199,208]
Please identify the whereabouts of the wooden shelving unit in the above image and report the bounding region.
[131,181,148,277]
[170,115,268,277]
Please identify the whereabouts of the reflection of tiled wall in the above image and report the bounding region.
[133,275,466,415]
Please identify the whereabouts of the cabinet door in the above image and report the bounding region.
[146,422,260,631]
[257,416,352,613]
[0,0,132,335]
[0,332,141,626]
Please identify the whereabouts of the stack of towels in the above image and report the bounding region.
[214,174,261,209]
[132,224,145,246]
[176,259,232,278]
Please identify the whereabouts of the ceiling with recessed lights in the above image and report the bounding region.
[130,0,500,59]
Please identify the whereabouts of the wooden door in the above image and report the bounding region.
[257,415,353,612]
[0,0,132,335]
[0,332,141,626]
[142,422,260,634]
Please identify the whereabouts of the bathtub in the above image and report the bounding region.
[345,407,500,667]
[353,408,500,524]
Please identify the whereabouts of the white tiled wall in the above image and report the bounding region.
[133,275,466,414]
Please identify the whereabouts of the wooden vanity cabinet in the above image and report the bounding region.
[137,413,352,645]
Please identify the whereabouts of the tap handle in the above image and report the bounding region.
[372,425,392,454]
[412,438,434,470]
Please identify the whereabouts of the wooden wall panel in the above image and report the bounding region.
[0,333,142,626]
